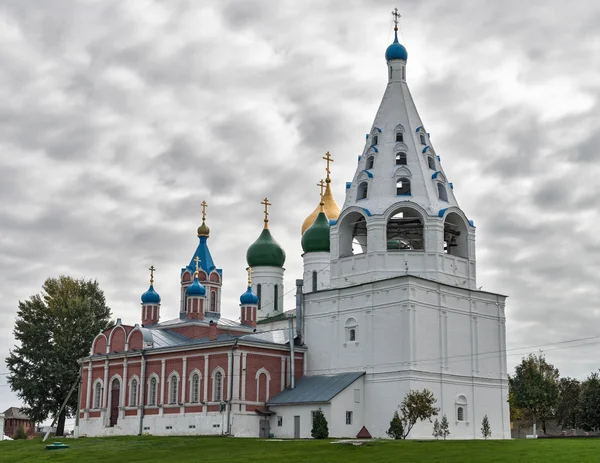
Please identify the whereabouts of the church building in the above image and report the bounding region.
[77,12,510,439]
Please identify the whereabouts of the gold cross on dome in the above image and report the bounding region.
[149,265,156,285]
[201,200,208,222]
[247,267,253,286]
[317,179,326,211]
[392,8,401,31]
[261,197,271,228]
[322,151,334,183]
[193,256,201,276]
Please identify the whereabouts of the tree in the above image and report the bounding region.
[6,276,111,437]
[390,389,439,439]
[15,425,28,440]
[440,414,450,440]
[508,353,559,436]
[481,414,491,439]
[556,377,581,430]
[311,408,329,439]
[432,418,441,440]
[579,372,600,432]
[388,410,404,439]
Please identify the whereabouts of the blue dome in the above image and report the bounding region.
[385,32,408,61]
[186,277,206,297]
[240,286,259,305]
[141,285,161,304]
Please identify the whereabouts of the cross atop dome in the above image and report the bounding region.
[261,197,271,229]
[392,8,400,31]
[197,200,210,237]
[386,8,407,61]
[149,265,155,285]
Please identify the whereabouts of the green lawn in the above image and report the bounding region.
[1,436,599,463]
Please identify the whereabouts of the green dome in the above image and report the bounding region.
[302,212,330,253]
[247,228,286,267]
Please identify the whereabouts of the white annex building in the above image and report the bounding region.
[77,13,510,440]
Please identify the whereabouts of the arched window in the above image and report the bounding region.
[94,381,102,409]
[274,285,279,311]
[396,178,411,195]
[386,208,425,250]
[148,376,158,406]
[168,374,179,405]
[345,318,358,342]
[312,271,317,292]
[213,371,223,402]
[257,284,261,310]
[443,212,469,258]
[396,132,404,142]
[420,133,426,145]
[357,182,368,200]
[338,211,368,257]
[366,156,374,170]
[210,291,216,312]
[255,368,271,403]
[456,394,467,422]
[129,378,138,407]
[427,156,435,170]
[395,152,407,165]
[372,134,378,145]
[438,183,448,202]
[190,372,201,403]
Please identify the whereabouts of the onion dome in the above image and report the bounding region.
[186,277,206,297]
[301,183,340,235]
[302,212,330,253]
[141,284,161,304]
[240,286,259,305]
[385,30,408,61]
[246,229,286,268]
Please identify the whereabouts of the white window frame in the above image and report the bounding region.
[168,371,180,405]
[147,374,159,406]
[255,368,271,403]
[189,370,202,403]
[93,379,103,409]
[129,375,139,407]
[345,318,358,344]
[455,394,468,423]
[212,368,225,402]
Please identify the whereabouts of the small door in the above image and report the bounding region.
[259,419,270,438]
[110,379,120,427]
[294,415,300,439]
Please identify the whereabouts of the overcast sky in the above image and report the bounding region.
[2,0,600,418]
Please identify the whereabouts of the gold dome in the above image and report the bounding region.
[197,221,210,237]
[301,183,340,235]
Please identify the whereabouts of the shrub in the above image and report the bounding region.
[311,408,329,439]
[387,410,404,440]
[15,425,28,440]
[481,414,491,439]
[440,414,450,440]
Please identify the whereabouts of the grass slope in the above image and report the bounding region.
[1,436,599,463]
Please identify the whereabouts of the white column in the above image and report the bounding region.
[280,357,285,391]
[160,359,166,417]
[241,353,247,412]
[203,355,209,414]
[181,357,187,414]
[232,352,241,406]
[121,360,128,418]
[85,362,92,419]
[102,361,109,425]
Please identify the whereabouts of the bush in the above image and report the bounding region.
[432,418,441,440]
[311,408,329,439]
[481,414,492,439]
[15,425,28,440]
[387,410,404,440]
[440,414,450,440]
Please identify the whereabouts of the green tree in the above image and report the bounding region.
[481,414,491,439]
[432,418,440,440]
[392,389,439,439]
[556,377,581,429]
[14,425,28,440]
[440,414,450,440]
[311,408,329,439]
[387,410,404,439]
[6,276,111,437]
[508,353,559,436]
[579,372,600,432]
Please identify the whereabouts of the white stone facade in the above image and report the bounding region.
[251,266,285,320]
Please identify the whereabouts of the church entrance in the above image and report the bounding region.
[259,419,270,438]
[109,379,120,427]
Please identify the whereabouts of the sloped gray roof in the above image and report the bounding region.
[267,372,364,405]
[3,407,30,420]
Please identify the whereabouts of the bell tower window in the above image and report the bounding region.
[396,178,411,195]
[257,284,262,310]
[420,133,426,145]
[372,135,378,145]
[366,156,374,170]
[396,132,403,142]
[427,156,435,170]
[395,152,407,165]
[312,271,318,292]
[438,183,448,202]
[387,208,424,250]
[357,182,368,200]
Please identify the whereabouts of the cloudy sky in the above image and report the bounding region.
[2,0,600,417]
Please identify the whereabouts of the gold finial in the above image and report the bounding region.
[247,267,252,286]
[392,8,401,32]
[197,200,210,237]
[261,197,271,229]
[323,151,334,184]
[317,179,326,211]
[193,256,201,278]
[149,265,156,285]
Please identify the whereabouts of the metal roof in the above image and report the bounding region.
[3,407,31,420]
[267,372,364,405]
